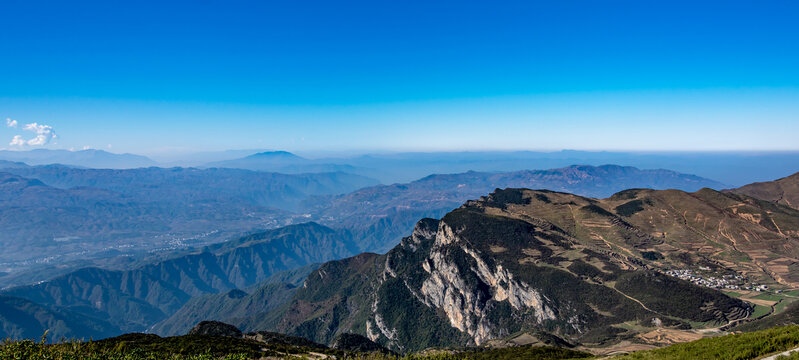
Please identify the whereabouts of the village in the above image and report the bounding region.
[665,269,769,292]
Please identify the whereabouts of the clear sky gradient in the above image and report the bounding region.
[1,1,797,155]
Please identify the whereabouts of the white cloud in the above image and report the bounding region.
[9,135,25,147]
[8,122,58,147]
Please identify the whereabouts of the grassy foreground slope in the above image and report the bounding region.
[735,301,799,332]
[611,325,799,360]
[3,326,799,359]
[0,333,591,359]
[0,333,341,360]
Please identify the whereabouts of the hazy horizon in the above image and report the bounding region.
[5,146,799,159]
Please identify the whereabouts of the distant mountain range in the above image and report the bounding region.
[0,166,376,280]
[0,149,156,169]
[206,151,360,174]
[203,150,799,186]
[0,163,723,281]
[3,149,798,186]
[305,164,726,252]
[1,165,377,208]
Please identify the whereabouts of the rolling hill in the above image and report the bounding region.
[729,171,799,210]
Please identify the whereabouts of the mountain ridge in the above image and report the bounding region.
[0,294,121,341]
[261,184,799,351]
[1,223,353,335]
[728,171,799,210]
[0,149,156,169]
[306,164,727,252]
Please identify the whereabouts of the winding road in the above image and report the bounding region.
[761,346,799,360]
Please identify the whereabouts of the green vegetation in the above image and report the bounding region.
[777,300,798,314]
[614,271,750,323]
[612,325,799,360]
[375,277,471,351]
[580,204,616,217]
[484,188,529,208]
[0,335,592,360]
[722,290,744,298]
[639,251,664,261]
[614,199,648,217]
[754,293,787,301]
[777,350,799,359]
[0,332,382,359]
[735,300,799,332]
[12,326,799,360]
[402,345,592,360]
[751,304,772,319]
[0,335,256,360]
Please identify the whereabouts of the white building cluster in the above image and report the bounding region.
[665,269,756,290]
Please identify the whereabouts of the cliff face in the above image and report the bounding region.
[270,188,764,352]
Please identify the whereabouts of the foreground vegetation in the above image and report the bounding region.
[404,346,591,360]
[0,332,591,360]
[612,325,799,360]
[0,335,256,360]
[4,325,799,359]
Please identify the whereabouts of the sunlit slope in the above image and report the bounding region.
[486,188,799,286]
[265,188,763,352]
[730,171,799,210]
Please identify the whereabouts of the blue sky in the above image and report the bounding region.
[1,0,797,155]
